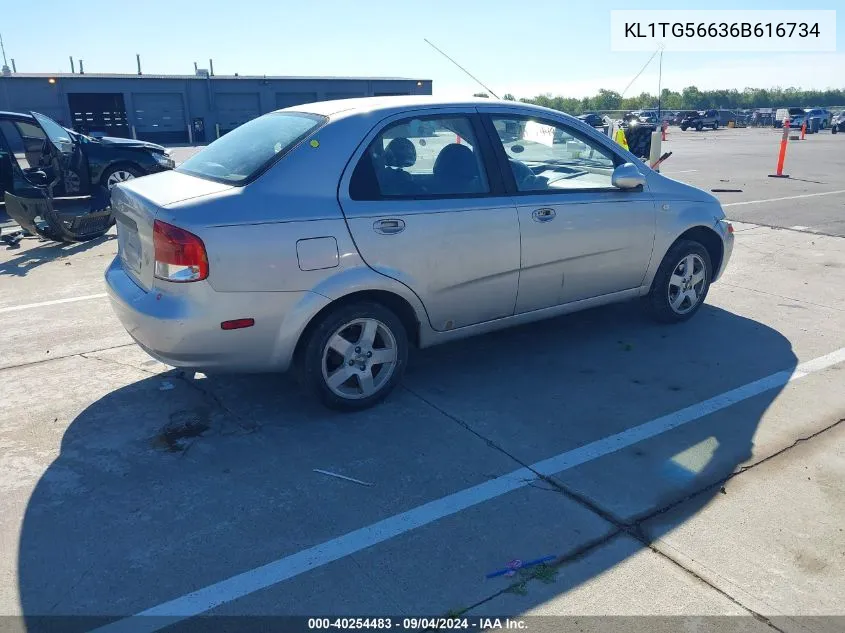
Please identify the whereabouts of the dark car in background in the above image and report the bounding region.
[1,111,175,242]
[680,110,719,131]
[0,110,174,197]
[577,112,605,128]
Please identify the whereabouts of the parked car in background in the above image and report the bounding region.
[777,107,807,128]
[105,96,733,410]
[633,110,658,123]
[680,110,719,131]
[804,108,832,129]
[0,110,174,197]
[673,111,696,125]
[577,112,605,128]
[831,111,845,134]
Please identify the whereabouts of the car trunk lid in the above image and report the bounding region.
[111,170,232,291]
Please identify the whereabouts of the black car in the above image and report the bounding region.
[0,111,174,242]
[680,109,719,131]
[0,110,174,198]
[576,112,605,128]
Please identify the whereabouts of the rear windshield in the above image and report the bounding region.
[177,112,326,185]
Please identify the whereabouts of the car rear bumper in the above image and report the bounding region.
[105,257,331,372]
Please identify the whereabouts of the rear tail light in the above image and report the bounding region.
[153,220,209,282]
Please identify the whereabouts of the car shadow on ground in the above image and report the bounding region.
[16,302,796,631]
[0,234,115,277]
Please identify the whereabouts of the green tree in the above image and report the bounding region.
[502,93,516,101]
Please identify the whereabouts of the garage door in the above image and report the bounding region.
[275,92,318,109]
[216,93,260,135]
[132,93,187,143]
[325,92,365,100]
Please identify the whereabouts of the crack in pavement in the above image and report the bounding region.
[173,371,261,436]
[720,282,845,312]
[0,343,136,372]
[402,385,843,629]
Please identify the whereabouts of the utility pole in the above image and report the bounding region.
[657,48,663,120]
[0,33,11,76]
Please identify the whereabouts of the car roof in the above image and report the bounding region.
[280,95,577,122]
[0,110,35,121]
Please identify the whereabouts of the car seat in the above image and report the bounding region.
[379,137,416,195]
[432,144,482,193]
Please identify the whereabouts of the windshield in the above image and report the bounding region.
[177,112,326,185]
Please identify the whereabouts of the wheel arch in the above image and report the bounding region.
[643,224,725,295]
[293,289,424,370]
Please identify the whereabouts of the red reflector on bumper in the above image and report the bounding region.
[221,318,255,330]
[727,222,734,234]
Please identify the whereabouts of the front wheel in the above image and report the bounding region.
[680,125,688,131]
[102,165,143,190]
[712,122,718,130]
[646,240,712,323]
[298,301,408,411]
[696,122,704,131]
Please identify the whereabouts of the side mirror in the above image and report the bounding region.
[611,163,646,189]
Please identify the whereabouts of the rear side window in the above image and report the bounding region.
[349,115,489,200]
[177,112,325,185]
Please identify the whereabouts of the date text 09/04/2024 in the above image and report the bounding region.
[307,617,527,630]
[624,22,821,38]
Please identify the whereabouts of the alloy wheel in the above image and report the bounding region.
[106,170,136,189]
[667,254,707,315]
[321,318,398,400]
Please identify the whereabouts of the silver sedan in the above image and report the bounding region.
[106,96,734,410]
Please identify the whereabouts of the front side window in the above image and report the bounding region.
[489,116,619,192]
[350,115,489,199]
[177,112,325,185]
[31,112,73,152]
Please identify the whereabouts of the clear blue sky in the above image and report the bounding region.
[1,0,841,98]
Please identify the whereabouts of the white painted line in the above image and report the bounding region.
[0,293,108,314]
[94,346,845,633]
[723,189,845,207]
[664,169,699,174]
[790,225,810,231]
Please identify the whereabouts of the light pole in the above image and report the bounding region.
[657,47,664,121]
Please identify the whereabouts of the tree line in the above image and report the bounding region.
[472,87,845,115]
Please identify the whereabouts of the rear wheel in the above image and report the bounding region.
[646,240,712,324]
[696,121,704,131]
[712,121,718,130]
[298,301,408,411]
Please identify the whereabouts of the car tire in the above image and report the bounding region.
[102,165,143,190]
[696,122,704,131]
[646,240,712,324]
[712,122,718,130]
[680,125,688,131]
[298,301,408,411]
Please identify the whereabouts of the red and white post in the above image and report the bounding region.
[768,118,791,178]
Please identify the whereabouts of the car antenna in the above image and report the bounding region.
[423,38,500,99]
[620,44,664,98]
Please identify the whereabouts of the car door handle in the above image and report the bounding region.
[532,208,556,222]
[373,218,405,235]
